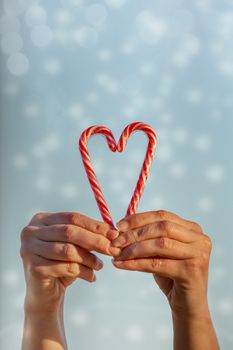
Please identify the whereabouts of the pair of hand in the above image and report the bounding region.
[20,210,212,318]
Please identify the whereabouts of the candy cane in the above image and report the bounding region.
[79,122,157,228]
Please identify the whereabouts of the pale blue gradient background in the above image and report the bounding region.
[0,0,233,349]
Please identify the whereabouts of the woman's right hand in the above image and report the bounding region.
[20,212,120,314]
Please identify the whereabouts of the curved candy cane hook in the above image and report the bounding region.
[79,122,157,229]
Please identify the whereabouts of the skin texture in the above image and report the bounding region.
[20,212,120,350]
[111,210,220,350]
[20,210,220,350]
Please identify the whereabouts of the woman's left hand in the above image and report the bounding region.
[110,210,212,318]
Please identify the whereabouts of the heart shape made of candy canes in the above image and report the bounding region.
[78,122,157,228]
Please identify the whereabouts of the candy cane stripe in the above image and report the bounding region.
[78,122,157,228]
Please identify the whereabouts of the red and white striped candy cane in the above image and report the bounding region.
[79,122,157,228]
[79,125,117,228]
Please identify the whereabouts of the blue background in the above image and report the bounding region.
[0,0,233,349]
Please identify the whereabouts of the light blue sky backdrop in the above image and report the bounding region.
[0,0,233,349]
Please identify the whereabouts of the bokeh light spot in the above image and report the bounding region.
[7,52,29,75]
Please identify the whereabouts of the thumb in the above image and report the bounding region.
[153,273,173,297]
[59,276,77,288]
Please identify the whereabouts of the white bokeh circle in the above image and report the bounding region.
[7,53,29,76]
[104,0,126,8]
[85,4,108,26]
[44,59,61,75]
[73,26,98,48]
[137,11,167,45]
[24,6,47,27]
[31,25,53,47]
[55,10,73,26]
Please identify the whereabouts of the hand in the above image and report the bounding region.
[20,211,120,314]
[111,210,212,318]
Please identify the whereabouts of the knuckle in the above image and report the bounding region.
[125,214,140,228]
[145,224,152,236]
[191,221,203,233]
[94,222,108,234]
[157,210,169,221]
[183,259,202,277]
[199,251,209,264]
[69,213,80,226]
[32,212,47,222]
[151,258,163,270]
[157,237,171,249]
[202,234,212,251]
[138,225,148,238]
[67,262,79,276]
[20,225,34,241]
[94,222,102,232]
[131,230,139,243]
[62,212,74,225]
[158,220,171,235]
[31,213,40,222]
[63,225,74,241]
[183,259,195,273]
[63,243,75,260]
[95,236,106,251]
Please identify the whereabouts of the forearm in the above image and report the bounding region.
[172,308,220,350]
[21,296,68,350]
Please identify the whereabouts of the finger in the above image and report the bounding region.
[29,254,96,282]
[106,229,120,240]
[22,225,121,256]
[117,210,203,233]
[112,258,184,280]
[29,212,51,226]
[31,211,115,238]
[25,239,104,271]
[114,238,197,261]
[112,221,200,248]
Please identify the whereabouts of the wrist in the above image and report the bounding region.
[23,300,67,350]
[24,294,66,340]
[172,306,212,324]
[169,294,210,320]
[171,298,212,327]
[24,291,65,319]
[22,286,68,349]
[171,302,220,350]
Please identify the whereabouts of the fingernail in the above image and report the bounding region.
[117,220,128,232]
[92,275,96,282]
[113,253,124,261]
[106,229,119,240]
[108,246,121,256]
[96,257,104,267]
[112,260,123,266]
[112,235,126,247]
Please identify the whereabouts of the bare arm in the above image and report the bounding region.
[22,296,67,350]
[110,210,220,350]
[20,211,120,350]
[172,308,219,350]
